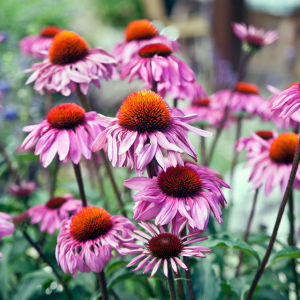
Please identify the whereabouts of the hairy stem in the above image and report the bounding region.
[181,227,196,300]
[173,98,178,108]
[235,188,259,277]
[146,158,159,178]
[97,271,109,300]
[200,125,207,166]
[76,85,92,111]
[50,156,60,197]
[245,138,300,300]
[167,263,177,300]
[174,271,187,300]
[23,231,73,300]
[99,150,126,217]
[72,163,87,207]
[45,92,52,116]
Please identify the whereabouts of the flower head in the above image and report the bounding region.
[121,43,205,101]
[124,163,229,231]
[25,30,118,96]
[112,19,180,65]
[232,23,278,50]
[122,221,211,277]
[20,103,105,167]
[8,180,36,198]
[19,26,63,59]
[211,82,265,115]
[0,212,14,261]
[56,206,136,277]
[259,84,300,130]
[243,132,300,196]
[183,94,228,127]
[28,194,83,234]
[271,83,300,121]
[92,91,212,175]
[236,130,273,153]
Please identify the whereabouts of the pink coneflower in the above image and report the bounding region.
[232,23,278,50]
[56,206,135,277]
[0,212,14,261]
[92,91,212,175]
[8,180,36,198]
[25,31,118,96]
[271,83,300,121]
[112,19,180,65]
[244,132,300,196]
[259,84,300,130]
[122,221,211,277]
[20,103,105,167]
[19,26,63,59]
[124,163,229,231]
[121,43,205,101]
[28,194,83,234]
[211,82,265,115]
[183,95,227,127]
[236,130,273,153]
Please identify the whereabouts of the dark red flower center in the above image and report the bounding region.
[47,103,85,129]
[125,19,158,42]
[193,98,210,107]
[46,197,68,209]
[12,212,30,225]
[255,130,273,140]
[235,82,259,94]
[285,82,300,90]
[70,207,112,242]
[49,31,89,65]
[148,233,183,259]
[39,26,63,38]
[245,34,264,47]
[118,91,171,133]
[138,43,172,58]
[269,132,298,164]
[158,165,202,197]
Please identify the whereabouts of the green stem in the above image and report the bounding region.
[245,138,300,300]
[23,231,73,300]
[235,188,259,277]
[167,263,177,300]
[72,162,87,207]
[96,271,109,300]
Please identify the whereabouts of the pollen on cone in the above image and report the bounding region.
[125,19,158,42]
[70,207,112,242]
[138,43,172,58]
[47,103,85,129]
[269,132,298,164]
[39,26,63,37]
[118,91,171,133]
[235,82,260,95]
[157,165,202,197]
[49,31,89,65]
[148,233,183,259]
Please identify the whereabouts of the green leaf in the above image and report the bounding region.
[192,259,220,300]
[269,247,300,266]
[202,234,261,264]
[22,270,56,281]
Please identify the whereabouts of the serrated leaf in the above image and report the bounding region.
[202,234,261,265]
[269,247,300,266]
